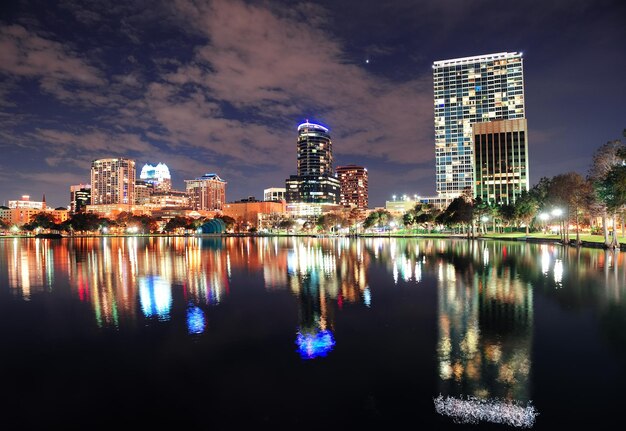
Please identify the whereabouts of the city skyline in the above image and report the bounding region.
[0,0,624,208]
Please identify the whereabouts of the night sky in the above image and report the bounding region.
[1,0,624,208]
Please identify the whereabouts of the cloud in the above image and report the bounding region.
[163,0,434,165]
[0,24,104,86]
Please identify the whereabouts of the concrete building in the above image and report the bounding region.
[70,184,91,214]
[222,200,287,230]
[264,187,286,202]
[473,119,529,205]
[185,173,227,211]
[336,165,368,211]
[433,52,525,198]
[286,121,340,204]
[91,158,136,205]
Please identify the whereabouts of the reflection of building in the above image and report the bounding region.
[336,165,368,211]
[473,119,529,205]
[185,173,227,211]
[433,52,525,198]
[434,240,532,402]
[91,158,136,205]
[286,121,340,204]
[70,184,91,213]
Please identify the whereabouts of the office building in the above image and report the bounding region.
[90,158,136,205]
[285,121,340,204]
[264,187,286,202]
[336,165,368,211]
[70,184,91,214]
[139,163,172,192]
[473,119,529,205]
[433,52,525,197]
[135,180,154,205]
[185,173,226,211]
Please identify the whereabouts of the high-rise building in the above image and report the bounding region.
[135,180,154,205]
[139,163,172,192]
[473,119,529,205]
[264,187,286,202]
[70,184,91,213]
[433,52,525,197]
[336,165,368,211]
[285,121,340,204]
[185,173,226,211]
[90,158,136,205]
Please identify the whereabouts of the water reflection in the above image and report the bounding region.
[1,237,626,356]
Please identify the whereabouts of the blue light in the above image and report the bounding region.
[363,287,371,307]
[296,329,335,359]
[187,306,206,334]
[138,275,172,321]
[475,85,482,91]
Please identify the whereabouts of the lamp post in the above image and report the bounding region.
[481,215,489,235]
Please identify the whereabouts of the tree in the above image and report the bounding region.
[363,209,392,231]
[217,216,236,231]
[61,212,107,232]
[23,212,59,231]
[316,213,344,233]
[441,196,473,235]
[588,139,626,247]
[513,191,539,235]
[164,216,192,233]
[546,172,589,243]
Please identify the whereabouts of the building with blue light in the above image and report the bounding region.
[433,52,526,198]
[140,162,172,192]
[286,121,340,204]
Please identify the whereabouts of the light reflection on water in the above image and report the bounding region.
[1,238,626,383]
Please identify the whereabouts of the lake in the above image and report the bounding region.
[0,237,624,429]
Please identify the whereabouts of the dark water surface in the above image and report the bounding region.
[0,237,624,429]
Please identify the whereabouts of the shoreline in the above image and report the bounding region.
[1,232,624,250]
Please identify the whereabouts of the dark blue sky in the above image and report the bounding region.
[1,0,624,207]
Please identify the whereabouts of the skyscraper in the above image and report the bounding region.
[70,184,91,213]
[336,165,368,211]
[433,52,525,197]
[139,163,172,192]
[185,173,226,211]
[90,158,136,205]
[286,121,340,204]
[473,119,529,205]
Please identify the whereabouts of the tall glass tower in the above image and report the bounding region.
[433,52,525,197]
[286,121,340,204]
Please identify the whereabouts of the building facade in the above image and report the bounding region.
[473,119,529,205]
[8,195,46,210]
[139,163,172,192]
[222,201,286,230]
[70,184,91,214]
[90,158,136,205]
[286,121,340,204]
[433,52,525,197]
[185,173,227,211]
[135,180,154,205]
[264,187,286,202]
[336,165,368,211]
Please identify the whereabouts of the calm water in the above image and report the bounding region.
[0,237,625,429]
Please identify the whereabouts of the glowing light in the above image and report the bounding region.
[433,395,538,428]
[139,275,172,320]
[363,287,371,307]
[186,306,206,334]
[296,329,335,359]
[297,121,328,133]
[554,259,563,287]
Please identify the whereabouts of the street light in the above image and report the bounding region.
[551,208,563,240]
[392,195,396,201]
[538,213,549,234]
